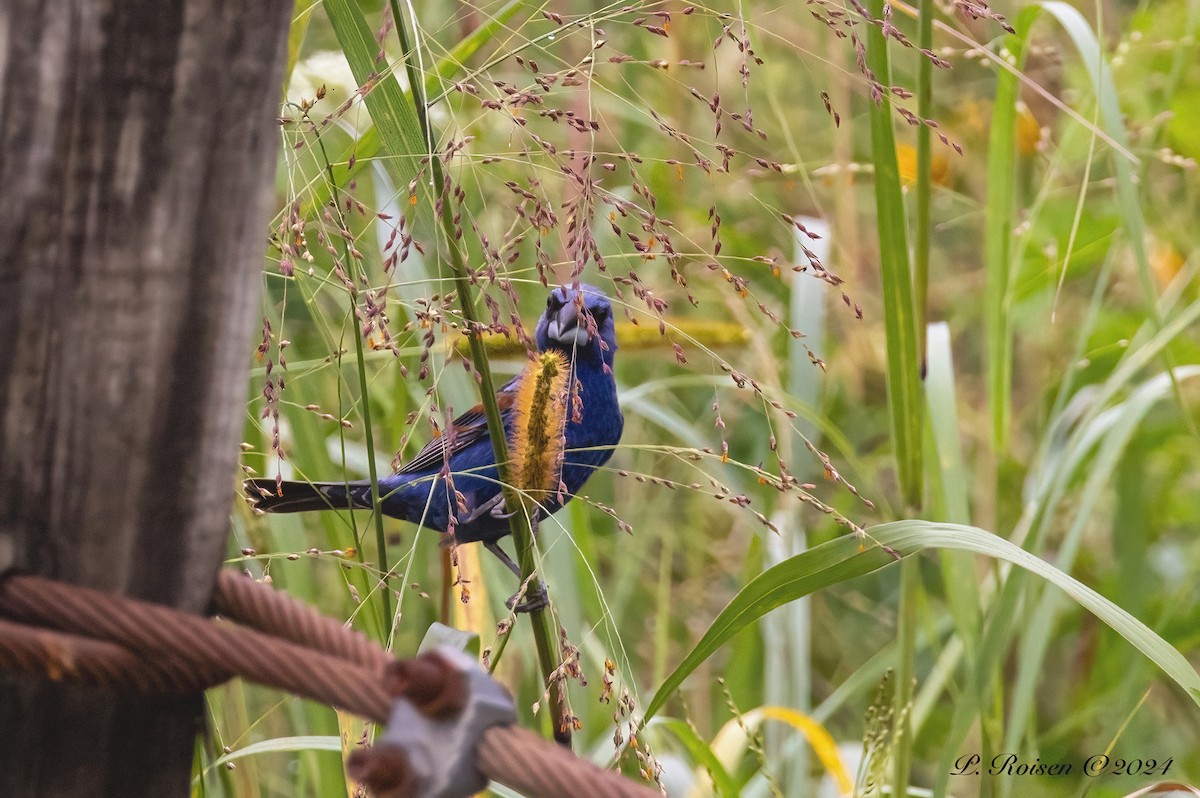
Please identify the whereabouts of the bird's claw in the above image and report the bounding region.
[463,492,515,524]
[464,490,552,525]
[506,583,550,613]
[483,530,550,613]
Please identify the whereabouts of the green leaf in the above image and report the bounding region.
[983,11,1034,452]
[307,0,526,215]
[204,736,343,771]
[1004,366,1200,759]
[642,522,1200,725]
[652,718,739,798]
[1034,1,1196,436]
[322,0,431,226]
[864,0,922,508]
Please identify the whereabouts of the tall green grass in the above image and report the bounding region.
[206,1,1200,796]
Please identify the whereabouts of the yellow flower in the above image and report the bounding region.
[896,143,951,186]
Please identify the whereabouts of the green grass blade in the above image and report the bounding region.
[199,736,343,775]
[924,323,981,649]
[865,0,923,509]
[306,0,526,215]
[652,718,739,798]
[984,10,1037,452]
[285,5,313,85]
[1036,0,1197,436]
[641,521,1200,725]
[864,8,923,791]
[322,0,430,224]
[923,324,970,525]
[1004,366,1200,759]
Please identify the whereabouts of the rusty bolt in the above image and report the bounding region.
[382,650,468,718]
[346,743,416,798]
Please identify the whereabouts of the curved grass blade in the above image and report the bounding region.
[1003,367,1200,762]
[651,718,739,798]
[1036,1,1196,433]
[323,0,430,228]
[641,522,1200,725]
[309,0,526,214]
[199,735,342,775]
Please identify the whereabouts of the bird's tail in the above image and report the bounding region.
[245,479,371,513]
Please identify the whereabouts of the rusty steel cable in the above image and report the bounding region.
[477,725,657,798]
[213,570,388,671]
[0,616,213,694]
[0,571,659,798]
[0,573,390,720]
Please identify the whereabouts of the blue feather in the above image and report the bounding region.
[248,283,624,547]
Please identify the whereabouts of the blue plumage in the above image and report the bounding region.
[249,283,623,550]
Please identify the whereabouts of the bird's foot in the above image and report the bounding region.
[463,493,518,524]
[484,534,550,613]
[491,502,518,520]
[506,582,550,613]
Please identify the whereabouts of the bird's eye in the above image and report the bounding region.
[593,306,609,322]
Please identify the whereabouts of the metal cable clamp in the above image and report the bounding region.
[348,646,517,797]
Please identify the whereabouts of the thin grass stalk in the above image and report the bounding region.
[983,27,1024,454]
[385,0,568,744]
[304,0,527,216]
[893,557,917,796]
[348,272,394,634]
[864,0,922,790]
[914,0,933,375]
[311,129,394,639]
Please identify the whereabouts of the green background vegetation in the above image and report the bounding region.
[207,1,1200,795]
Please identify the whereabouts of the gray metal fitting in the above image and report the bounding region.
[371,646,516,798]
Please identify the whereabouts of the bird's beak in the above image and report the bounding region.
[546,302,592,347]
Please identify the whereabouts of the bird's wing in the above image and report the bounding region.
[395,372,522,475]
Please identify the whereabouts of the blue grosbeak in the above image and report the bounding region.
[247,283,623,602]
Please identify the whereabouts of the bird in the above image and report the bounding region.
[247,282,623,609]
